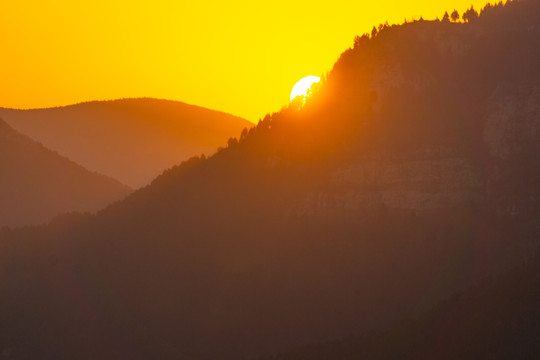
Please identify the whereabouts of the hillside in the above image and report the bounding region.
[0,98,252,188]
[0,119,130,228]
[1,0,540,359]
[264,249,540,360]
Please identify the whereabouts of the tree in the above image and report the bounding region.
[378,21,390,31]
[451,9,460,22]
[240,128,249,141]
[463,6,479,22]
[443,11,450,22]
[227,137,238,148]
[354,34,369,49]
[371,26,378,38]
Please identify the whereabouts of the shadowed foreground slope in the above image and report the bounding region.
[0,98,252,188]
[264,249,540,360]
[1,0,540,359]
[0,119,130,228]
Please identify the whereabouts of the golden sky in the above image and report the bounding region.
[1,0,492,122]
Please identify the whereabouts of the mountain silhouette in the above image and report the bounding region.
[0,119,130,228]
[1,0,540,359]
[263,248,540,360]
[0,98,251,188]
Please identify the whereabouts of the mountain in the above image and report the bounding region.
[1,0,540,359]
[263,249,540,360]
[0,119,130,228]
[0,98,252,188]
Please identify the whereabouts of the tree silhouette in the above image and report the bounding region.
[442,11,450,22]
[451,9,460,22]
[463,6,479,22]
[353,34,369,49]
[240,127,249,141]
[371,26,378,38]
[227,137,238,148]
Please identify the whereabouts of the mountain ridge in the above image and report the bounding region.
[0,98,252,188]
[0,118,131,228]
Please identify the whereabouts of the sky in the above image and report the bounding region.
[1,0,493,123]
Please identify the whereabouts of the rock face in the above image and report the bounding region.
[294,4,540,222]
[483,84,540,159]
[297,156,483,216]
[299,81,540,217]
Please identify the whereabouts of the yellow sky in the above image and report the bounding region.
[1,0,492,122]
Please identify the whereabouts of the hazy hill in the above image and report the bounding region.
[0,119,130,228]
[0,98,252,188]
[1,0,540,359]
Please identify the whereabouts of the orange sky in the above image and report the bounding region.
[1,0,492,122]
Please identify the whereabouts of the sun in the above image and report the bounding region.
[290,75,321,102]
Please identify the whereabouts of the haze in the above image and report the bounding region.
[1,0,491,122]
[2,1,540,358]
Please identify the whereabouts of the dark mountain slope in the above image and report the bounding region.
[263,249,540,360]
[0,98,252,187]
[1,0,540,359]
[0,119,130,228]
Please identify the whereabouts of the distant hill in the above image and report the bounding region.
[0,98,252,188]
[1,0,540,359]
[0,119,131,228]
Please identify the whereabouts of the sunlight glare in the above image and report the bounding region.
[290,76,321,102]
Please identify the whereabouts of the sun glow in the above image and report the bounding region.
[290,76,321,102]
[0,0,493,122]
